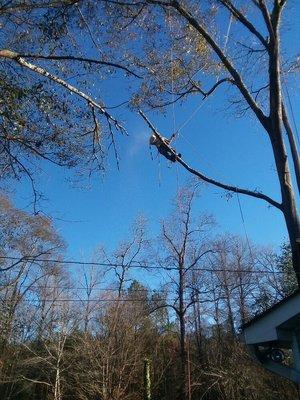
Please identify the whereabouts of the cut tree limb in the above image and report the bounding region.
[0,49,127,134]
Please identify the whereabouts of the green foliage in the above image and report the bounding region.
[276,243,298,297]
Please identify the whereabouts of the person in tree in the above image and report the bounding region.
[149,133,181,162]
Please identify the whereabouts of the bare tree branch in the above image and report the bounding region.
[282,102,300,195]
[17,53,141,78]
[0,249,56,272]
[256,0,275,39]
[218,0,269,49]
[139,110,282,210]
[20,375,51,387]
[0,0,79,14]
[190,78,235,98]
[1,143,40,213]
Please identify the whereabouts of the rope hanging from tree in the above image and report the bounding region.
[165,7,234,145]
[144,6,235,165]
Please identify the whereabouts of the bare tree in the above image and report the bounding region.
[0,192,64,350]
[210,235,258,334]
[156,186,214,400]
[99,215,149,297]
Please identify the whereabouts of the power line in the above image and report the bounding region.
[0,298,155,303]
[0,290,242,304]
[0,285,155,292]
[0,297,191,303]
[236,189,256,266]
[282,72,300,147]
[0,284,178,294]
[0,256,148,269]
[0,255,292,275]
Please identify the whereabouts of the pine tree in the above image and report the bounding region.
[276,243,298,297]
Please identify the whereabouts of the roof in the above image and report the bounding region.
[241,289,300,330]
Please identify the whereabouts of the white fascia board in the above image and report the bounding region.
[243,293,300,345]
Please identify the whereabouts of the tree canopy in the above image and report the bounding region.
[1,2,299,276]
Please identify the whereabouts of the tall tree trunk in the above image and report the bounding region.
[193,296,203,360]
[179,311,186,400]
[54,367,61,400]
[281,186,300,283]
[226,296,235,338]
[178,265,187,400]
[268,7,300,284]
[269,90,300,284]
[143,358,151,400]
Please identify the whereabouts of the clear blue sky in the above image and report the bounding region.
[10,2,300,264]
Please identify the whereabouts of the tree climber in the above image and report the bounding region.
[149,133,181,162]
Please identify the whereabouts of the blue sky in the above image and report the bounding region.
[10,2,300,266]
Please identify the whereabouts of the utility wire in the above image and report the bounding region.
[236,189,256,266]
[0,284,187,295]
[0,298,169,303]
[0,256,147,269]
[282,73,300,148]
[173,7,233,137]
[0,285,160,292]
[0,292,244,304]
[0,255,291,275]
